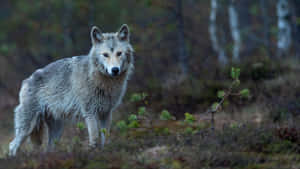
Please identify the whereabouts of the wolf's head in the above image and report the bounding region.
[89,24,134,77]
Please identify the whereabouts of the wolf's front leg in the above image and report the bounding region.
[100,112,112,147]
[84,115,99,148]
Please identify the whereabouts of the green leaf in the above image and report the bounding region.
[130,92,148,102]
[138,106,146,116]
[240,88,250,98]
[100,128,107,134]
[184,127,193,135]
[211,102,219,111]
[217,90,225,99]
[160,110,173,120]
[231,67,236,79]
[76,122,85,130]
[116,120,128,133]
[128,121,139,128]
[231,67,241,80]
[184,112,196,124]
[130,93,141,102]
[128,114,138,122]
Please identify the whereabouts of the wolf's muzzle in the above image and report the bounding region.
[111,67,120,76]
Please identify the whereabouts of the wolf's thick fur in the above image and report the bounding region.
[9,24,134,156]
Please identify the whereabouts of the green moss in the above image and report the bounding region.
[84,161,108,169]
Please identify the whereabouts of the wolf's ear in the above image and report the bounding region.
[91,26,103,45]
[117,24,130,41]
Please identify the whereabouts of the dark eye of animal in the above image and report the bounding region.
[103,53,109,58]
[117,51,122,57]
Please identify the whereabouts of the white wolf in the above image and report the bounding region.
[9,24,134,156]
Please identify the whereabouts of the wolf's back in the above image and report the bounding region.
[19,56,88,117]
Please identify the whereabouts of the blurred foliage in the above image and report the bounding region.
[0,1,299,120]
[0,0,293,96]
[76,122,86,131]
[160,109,174,121]
[184,112,196,125]
[129,92,148,103]
[137,106,146,116]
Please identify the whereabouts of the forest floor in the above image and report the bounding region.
[0,59,300,169]
[0,112,300,169]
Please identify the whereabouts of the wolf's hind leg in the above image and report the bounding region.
[9,129,29,156]
[9,104,40,156]
[9,106,32,156]
[45,116,64,151]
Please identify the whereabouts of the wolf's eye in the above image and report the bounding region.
[103,53,109,58]
[116,51,122,57]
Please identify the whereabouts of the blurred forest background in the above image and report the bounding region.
[2,0,300,119]
[1,0,300,168]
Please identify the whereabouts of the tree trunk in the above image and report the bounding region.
[291,0,300,58]
[89,0,95,27]
[176,0,188,74]
[228,0,241,62]
[209,0,227,65]
[63,0,73,56]
[277,0,292,57]
[260,0,271,58]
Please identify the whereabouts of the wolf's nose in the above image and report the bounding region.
[111,67,119,76]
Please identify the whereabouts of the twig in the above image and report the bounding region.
[206,82,235,131]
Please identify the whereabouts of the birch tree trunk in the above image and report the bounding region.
[209,0,227,65]
[228,0,241,62]
[277,0,292,56]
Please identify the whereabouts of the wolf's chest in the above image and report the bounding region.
[92,85,122,111]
